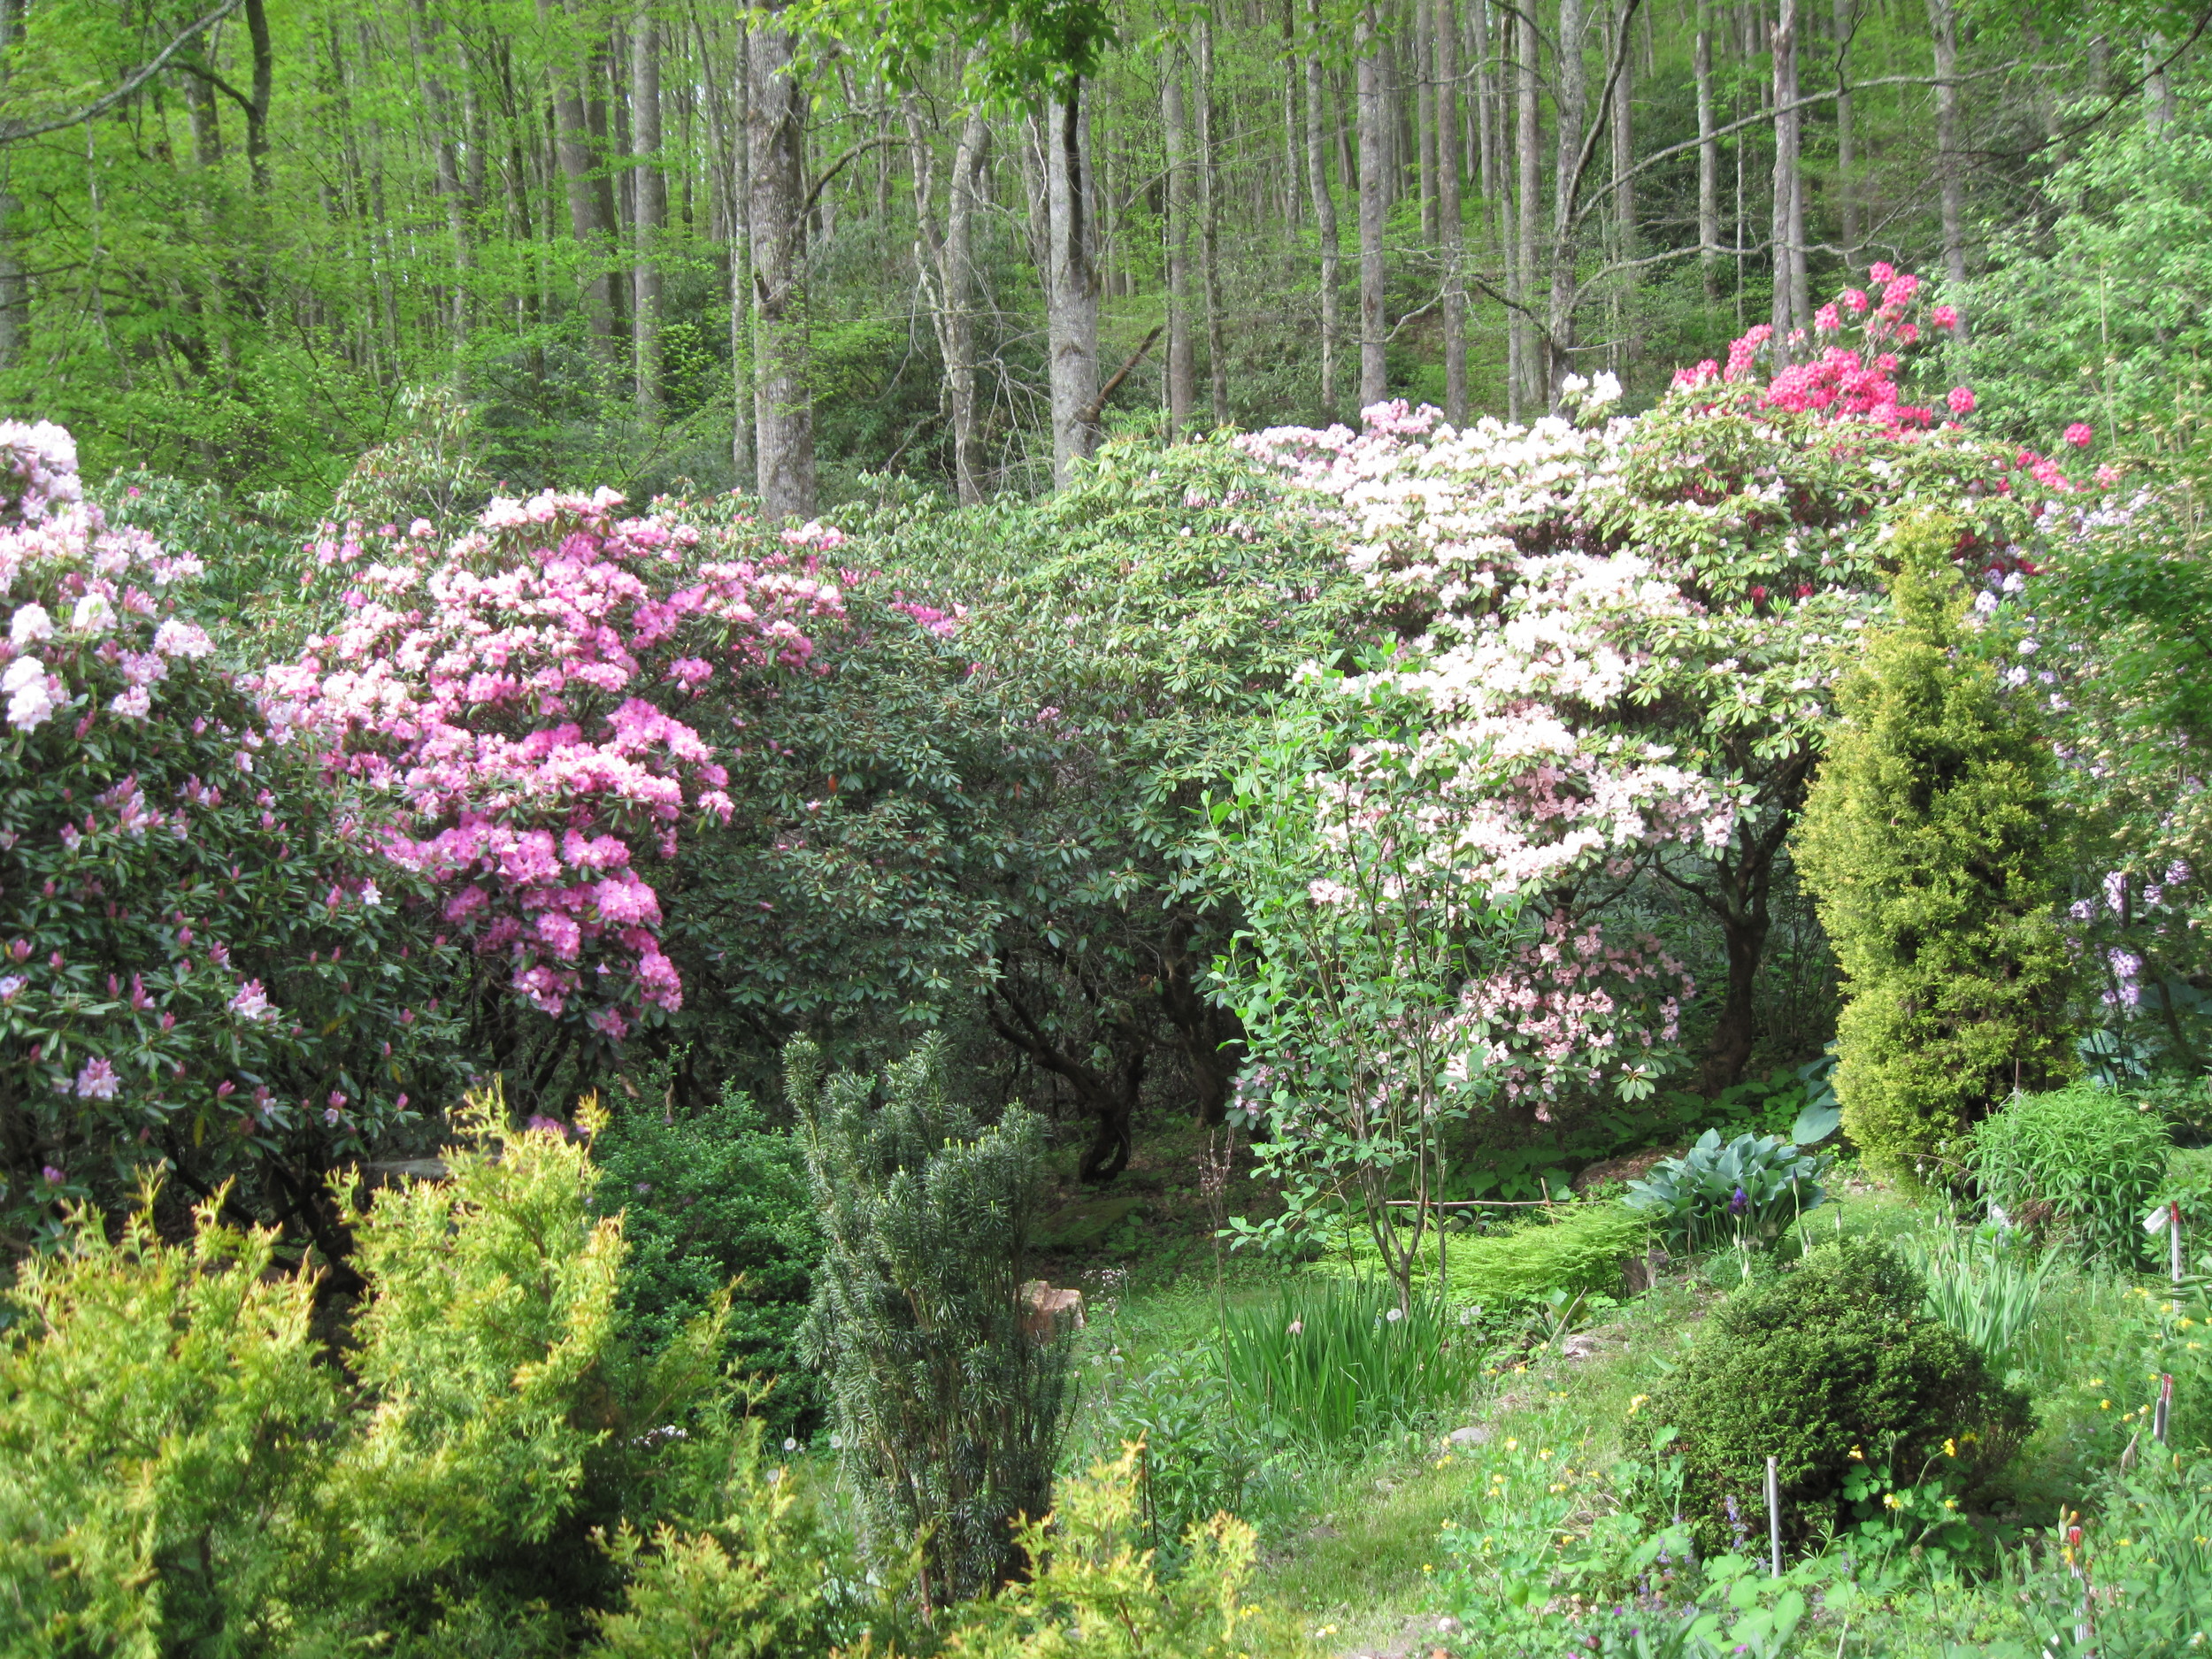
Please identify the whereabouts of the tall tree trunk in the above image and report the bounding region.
[1164,51,1194,434]
[632,6,664,413]
[733,32,755,478]
[1356,4,1388,409]
[941,80,988,503]
[1547,0,1586,407]
[1834,0,1856,266]
[1435,0,1465,423]
[1513,1,1540,418]
[1768,0,1799,361]
[411,0,470,341]
[905,76,988,504]
[544,0,615,354]
[1609,0,1633,375]
[749,8,813,518]
[1415,0,1438,240]
[1038,81,1099,485]
[1305,0,1341,419]
[1929,0,1965,288]
[1281,4,1302,230]
[1694,8,1719,309]
[1197,16,1229,426]
[242,0,273,194]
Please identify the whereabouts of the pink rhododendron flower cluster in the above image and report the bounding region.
[1452,916,1695,1113]
[260,490,849,1029]
[0,421,213,738]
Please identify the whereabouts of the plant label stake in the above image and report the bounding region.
[1765,1455,1781,1578]
[2154,1371,2174,1446]
[2173,1202,2185,1284]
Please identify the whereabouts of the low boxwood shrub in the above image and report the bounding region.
[1651,1238,2032,1550]
[1970,1081,2170,1267]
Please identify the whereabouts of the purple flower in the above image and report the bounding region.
[1728,1186,1749,1216]
[41,1164,64,1185]
[75,1056,119,1100]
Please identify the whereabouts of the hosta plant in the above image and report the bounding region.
[1623,1128,1832,1251]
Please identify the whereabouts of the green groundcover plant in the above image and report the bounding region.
[1971,1081,2172,1269]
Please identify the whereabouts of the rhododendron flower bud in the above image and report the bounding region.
[2065,422,2093,448]
[1947,386,1976,417]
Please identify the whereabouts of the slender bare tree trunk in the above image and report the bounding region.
[1164,51,1194,435]
[1281,6,1302,230]
[1038,82,1100,484]
[411,0,470,341]
[1415,0,1437,240]
[1834,0,1856,266]
[1547,0,1586,406]
[1696,2,1718,310]
[544,0,615,354]
[1609,1,1633,374]
[720,17,753,485]
[1436,0,1466,423]
[1356,4,1388,409]
[1929,0,1965,288]
[1305,0,1342,419]
[1197,17,1229,426]
[2146,33,2177,132]
[749,7,813,518]
[1514,2,1540,417]
[943,95,988,503]
[1768,0,1799,361]
[632,6,664,413]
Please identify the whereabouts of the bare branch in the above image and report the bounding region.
[0,0,243,144]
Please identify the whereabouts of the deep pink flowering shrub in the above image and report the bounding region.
[0,423,467,1240]
[258,490,848,1040]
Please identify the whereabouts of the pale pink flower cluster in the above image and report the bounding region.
[0,426,222,736]
[1450,914,1695,1114]
[263,492,849,1028]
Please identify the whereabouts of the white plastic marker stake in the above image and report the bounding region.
[1766,1456,1782,1578]
[2155,1372,2174,1446]
[2174,1202,2185,1284]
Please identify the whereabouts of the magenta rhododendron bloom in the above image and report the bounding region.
[1948,386,1977,417]
[1931,304,1960,331]
[2065,422,2094,449]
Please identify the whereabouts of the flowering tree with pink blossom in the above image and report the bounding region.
[0,422,469,1249]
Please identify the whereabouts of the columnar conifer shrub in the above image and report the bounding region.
[1794,515,2078,1180]
[0,421,469,1244]
[1653,1239,2032,1552]
[791,1035,1073,1609]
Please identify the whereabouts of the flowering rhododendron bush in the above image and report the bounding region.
[0,422,468,1244]
[258,493,850,1047]
[1225,271,2090,1136]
